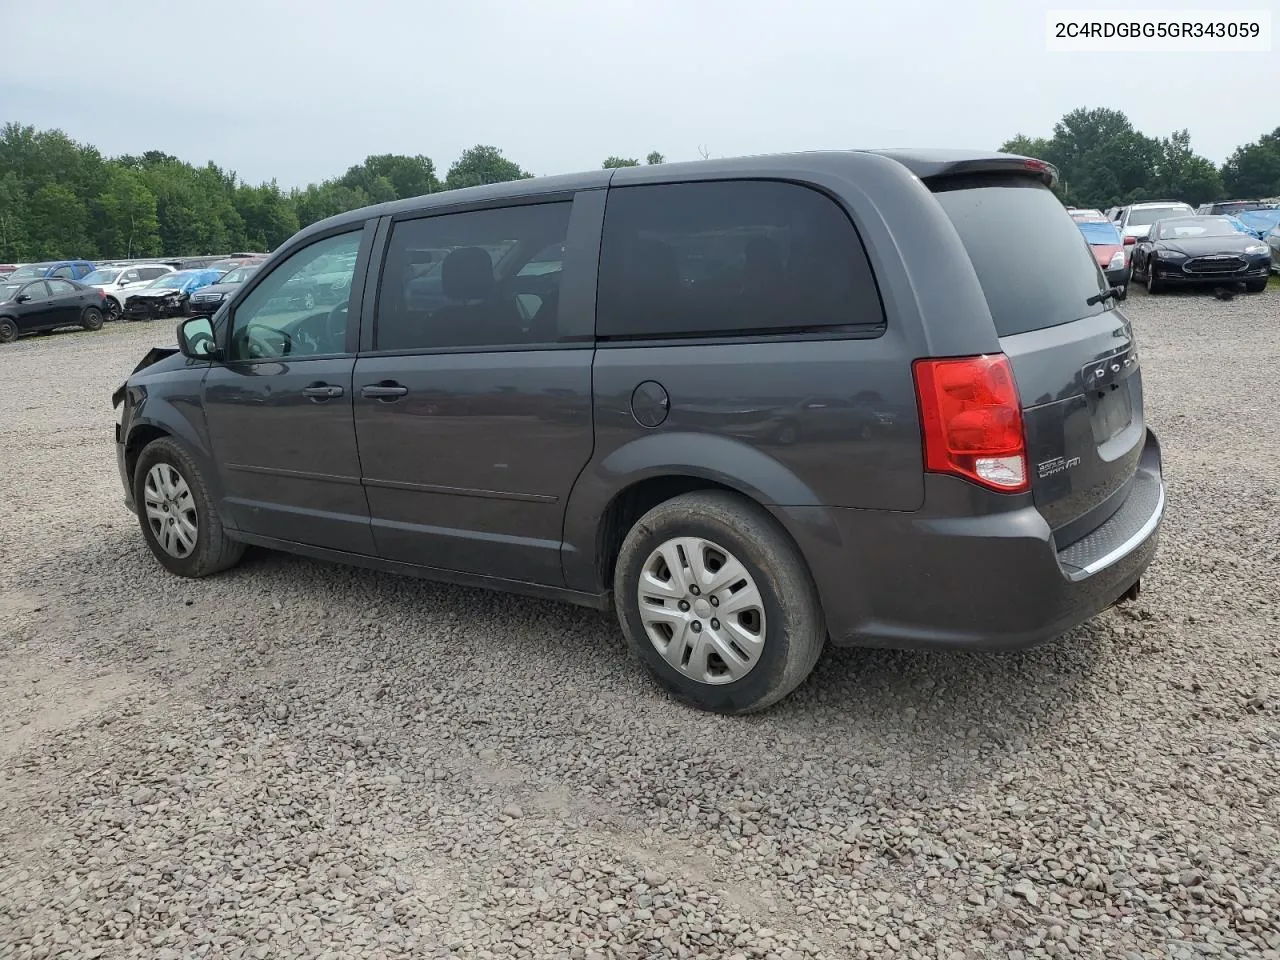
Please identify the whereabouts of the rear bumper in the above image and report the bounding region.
[779,428,1164,652]
[1105,265,1131,288]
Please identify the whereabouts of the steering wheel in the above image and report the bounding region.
[242,322,293,360]
[325,302,348,349]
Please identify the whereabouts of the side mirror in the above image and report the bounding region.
[176,316,218,360]
[15,293,30,303]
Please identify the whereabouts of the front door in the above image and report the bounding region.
[44,279,83,325]
[352,198,598,584]
[14,281,55,332]
[202,226,376,555]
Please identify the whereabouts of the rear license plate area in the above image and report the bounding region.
[1091,384,1132,442]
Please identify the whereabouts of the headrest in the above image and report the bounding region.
[441,247,495,300]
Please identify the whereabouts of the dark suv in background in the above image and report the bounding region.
[112,149,1164,713]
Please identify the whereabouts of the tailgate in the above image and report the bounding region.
[1002,311,1144,539]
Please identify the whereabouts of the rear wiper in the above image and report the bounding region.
[1086,286,1122,307]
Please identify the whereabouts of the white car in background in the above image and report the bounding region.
[81,263,177,320]
[1111,201,1195,264]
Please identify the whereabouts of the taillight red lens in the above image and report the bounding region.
[1123,235,1137,245]
[913,354,1029,493]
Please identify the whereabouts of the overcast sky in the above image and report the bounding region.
[2,0,1273,188]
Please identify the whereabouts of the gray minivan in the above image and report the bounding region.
[111,149,1164,713]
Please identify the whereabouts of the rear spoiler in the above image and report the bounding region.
[866,150,1058,188]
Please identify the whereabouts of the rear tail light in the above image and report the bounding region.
[912,354,1029,493]
[1123,235,1137,245]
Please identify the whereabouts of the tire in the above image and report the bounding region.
[81,306,104,331]
[133,437,245,578]
[1114,284,1127,302]
[613,490,826,714]
[105,296,121,321]
[0,317,16,343]
[1146,258,1162,294]
[1245,278,1267,293]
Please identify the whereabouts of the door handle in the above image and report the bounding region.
[302,384,344,400]
[361,382,409,401]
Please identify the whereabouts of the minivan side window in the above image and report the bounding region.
[227,230,362,361]
[596,180,884,340]
[374,202,572,352]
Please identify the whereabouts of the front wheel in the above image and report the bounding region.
[1245,278,1267,293]
[1146,259,1162,294]
[81,306,104,331]
[105,296,121,321]
[134,438,245,578]
[613,491,826,714]
[1114,284,1127,302]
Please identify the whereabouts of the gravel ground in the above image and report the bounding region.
[1,289,1278,960]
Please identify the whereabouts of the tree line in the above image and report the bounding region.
[3,106,1279,262]
[0,122,667,262]
[1002,108,1280,210]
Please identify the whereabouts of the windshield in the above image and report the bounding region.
[1159,218,1241,239]
[1215,201,1270,214]
[0,282,22,301]
[220,265,260,285]
[1077,221,1121,245]
[1128,206,1192,227]
[6,265,45,280]
[933,176,1108,337]
[83,268,122,285]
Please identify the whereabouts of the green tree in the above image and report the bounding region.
[93,166,160,257]
[0,171,27,260]
[26,182,93,259]
[1150,130,1222,207]
[999,134,1054,162]
[1221,128,1280,198]
[235,180,300,251]
[645,151,665,165]
[1049,107,1161,209]
[444,145,531,191]
[602,156,640,168]
[340,154,439,200]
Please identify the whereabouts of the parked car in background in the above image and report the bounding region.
[186,263,263,316]
[1131,215,1271,294]
[1111,202,1196,262]
[1267,222,1280,271]
[1072,214,1129,298]
[0,264,18,280]
[81,263,177,320]
[208,255,268,274]
[111,148,1164,714]
[0,277,108,342]
[1067,207,1107,221]
[1233,208,1280,240]
[121,269,226,321]
[1195,200,1275,216]
[4,260,97,282]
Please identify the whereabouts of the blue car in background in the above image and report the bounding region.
[121,268,227,321]
[1231,209,1280,240]
[4,260,97,282]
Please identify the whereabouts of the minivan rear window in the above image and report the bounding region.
[932,176,1110,338]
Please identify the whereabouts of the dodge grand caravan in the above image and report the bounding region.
[111,150,1165,714]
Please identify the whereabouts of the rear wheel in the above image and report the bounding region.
[613,491,826,714]
[0,318,16,343]
[1245,278,1267,293]
[81,306,104,331]
[134,438,245,578]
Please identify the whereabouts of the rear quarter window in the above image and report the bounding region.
[931,176,1110,338]
[596,180,884,340]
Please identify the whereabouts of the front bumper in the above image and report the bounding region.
[779,428,1165,652]
[124,297,186,321]
[115,420,135,513]
[1151,257,1271,284]
[186,298,223,316]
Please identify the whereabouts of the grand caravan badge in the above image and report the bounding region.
[1037,455,1081,479]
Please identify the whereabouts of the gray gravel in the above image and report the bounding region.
[1,288,1278,960]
